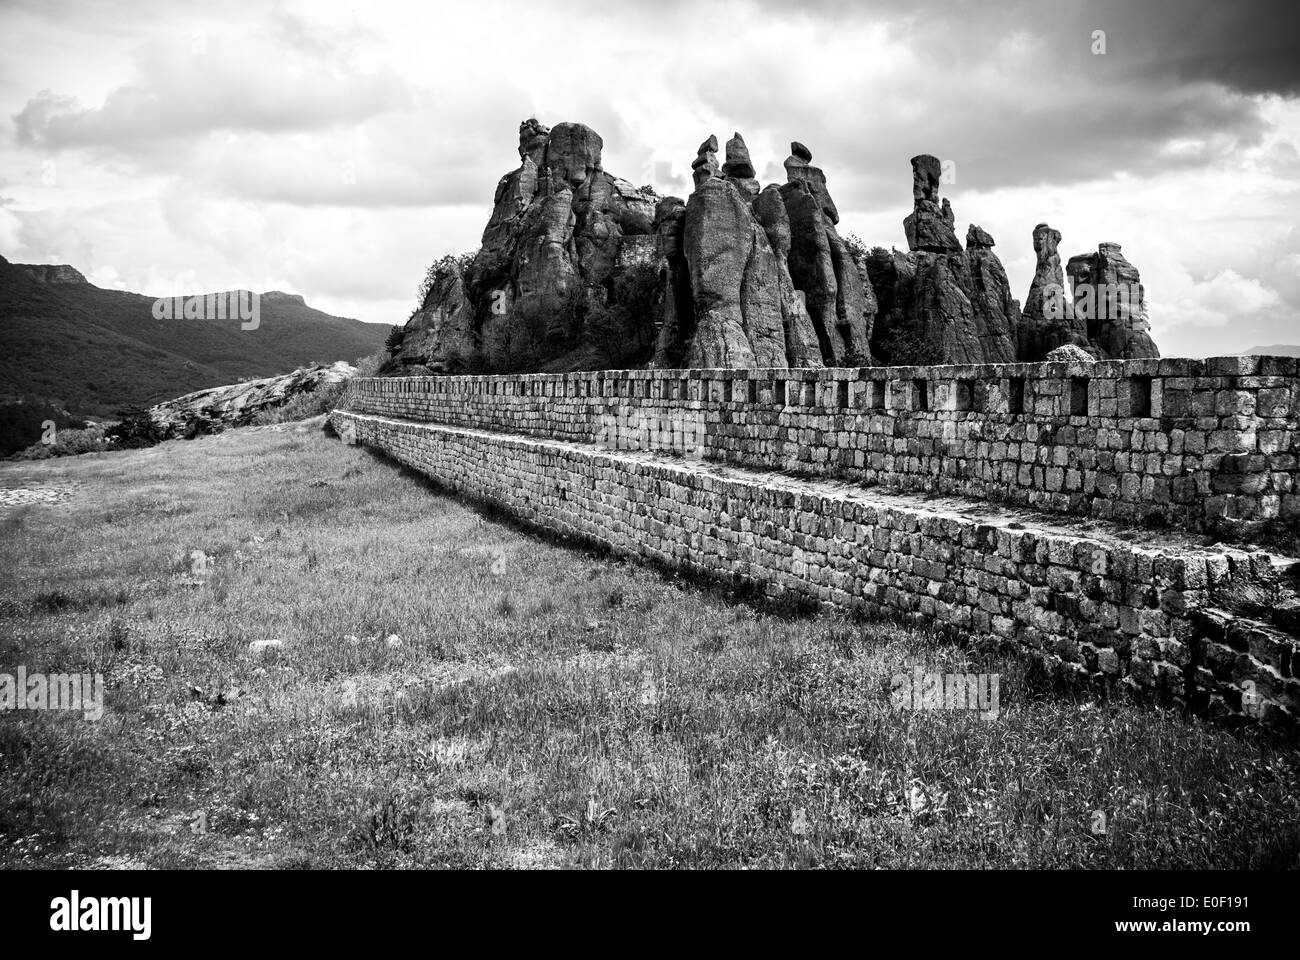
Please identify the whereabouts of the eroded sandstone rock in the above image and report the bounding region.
[780,142,874,364]
[401,262,476,371]
[1019,222,1090,361]
[682,176,787,367]
[868,156,1017,364]
[903,155,962,254]
[1067,242,1159,359]
[399,118,658,372]
[753,185,823,368]
[396,121,1158,373]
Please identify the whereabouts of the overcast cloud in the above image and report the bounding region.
[2,0,1298,355]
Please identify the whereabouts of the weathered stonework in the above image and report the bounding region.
[330,355,1300,732]
[337,356,1300,534]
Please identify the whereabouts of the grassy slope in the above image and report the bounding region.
[0,259,389,417]
[0,425,1297,869]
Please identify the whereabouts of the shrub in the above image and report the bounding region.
[875,327,942,367]
[0,400,88,458]
[585,262,660,367]
[12,425,111,460]
[416,250,478,308]
[842,232,869,264]
[104,406,163,449]
[249,351,383,426]
[353,351,384,379]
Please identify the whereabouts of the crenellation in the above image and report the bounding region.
[338,356,1297,534]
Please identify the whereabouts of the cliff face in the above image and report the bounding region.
[394,120,1160,372]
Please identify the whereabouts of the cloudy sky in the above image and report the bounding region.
[2,0,1298,356]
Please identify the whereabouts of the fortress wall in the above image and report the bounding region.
[330,409,1300,730]
[341,356,1300,534]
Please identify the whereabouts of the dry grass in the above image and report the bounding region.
[1,422,1298,869]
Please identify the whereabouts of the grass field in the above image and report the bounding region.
[1,421,1298,869]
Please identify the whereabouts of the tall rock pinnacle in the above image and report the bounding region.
[779,140,874,363]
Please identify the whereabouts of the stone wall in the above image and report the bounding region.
[329,409,1300,730]
[338,356,1300,536]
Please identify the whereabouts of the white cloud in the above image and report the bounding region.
[0,0,1297,356]
[1163,269,1284,329]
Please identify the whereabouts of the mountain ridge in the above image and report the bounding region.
[0,253,388,418]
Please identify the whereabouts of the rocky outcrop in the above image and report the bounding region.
[780,142,874,364]
[1020,229,1158,361]
[902,155,962,254]
[962,227,1022,364]
[1067,242,1159,359]
[149,361,357,440]
[15,263,87,284]
[1018,223,1091,361]
[681,172,788,367]
[753,185,823,367]
[722,132,760,200]
[394,120,1159,373]
[401,263,476,371]
[675,132,875,368]
[398,118,658,373]
[867,156,1018,365]
[261,291,307,307]
[1045,343,1096,363]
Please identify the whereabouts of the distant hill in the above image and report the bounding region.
[0,254,388,418]
[1241,344,1300,357]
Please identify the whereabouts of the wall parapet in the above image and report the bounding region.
[340,356,1300,537]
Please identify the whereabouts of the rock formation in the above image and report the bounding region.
[396,118,880,372]
[780,142,875,363]
[149,361,357,440]
[399,262,476,371]
[1044,343,1096,363]
[902,155,962,254]
[865,156,1018,365]
[673,131,825,367]
[681,169,788,367]
[397,118,658,373]
[1018,223,1090,361]
[394,120,1159,373]
[961,225,1022,363]
[1019,228,1158,361]
[14,263,88,284]
[1067,242,1159,359]
[753,185,823,367]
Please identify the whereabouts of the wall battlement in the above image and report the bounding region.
[341,355,1300,536]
